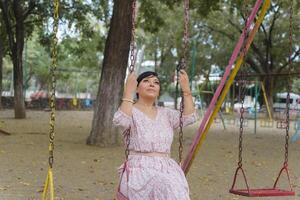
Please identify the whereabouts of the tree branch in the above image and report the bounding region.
[277,48,300,73]
[0,1,15,51]
[23,0,37,20]
[245,56,264,74]
[249,41,265,67]
[268,3,281,72]
[227,19,242,34]
[24,19,43,26]
[200,24,235,41]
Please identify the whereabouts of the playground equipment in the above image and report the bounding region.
[229,0,295,197]
[259,81,274,128]
[42,1,59,199]
[199,77,227,129]
[182,0,271,174]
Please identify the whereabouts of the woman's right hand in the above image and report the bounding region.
[124,72,137,97]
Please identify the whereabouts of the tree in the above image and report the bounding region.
[0,38,3,109]
[0,7,12,109]
[86,0,134,146]
[0,1,41,118]
[192,0,300,116]
[0,8,4,109]
[0,0,106,118]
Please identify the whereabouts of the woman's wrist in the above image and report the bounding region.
[122,90,135,104]
[122,98,134,104]
[182,90,192,96]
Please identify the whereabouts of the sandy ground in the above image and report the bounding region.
[0,109,299,200]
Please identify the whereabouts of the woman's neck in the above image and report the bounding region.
[136,98,155,108]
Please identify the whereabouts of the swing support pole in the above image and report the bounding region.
[182,0,270,174]
[260,81,272,120]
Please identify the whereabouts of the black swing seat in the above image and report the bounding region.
[230,188,295,197]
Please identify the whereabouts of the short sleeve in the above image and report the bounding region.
[165,108,198,129]
[112,108,132,129]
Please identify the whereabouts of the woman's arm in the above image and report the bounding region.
[178,69,195,115]
[119,72,137,116]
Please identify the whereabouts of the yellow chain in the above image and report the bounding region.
[42,1,59,199]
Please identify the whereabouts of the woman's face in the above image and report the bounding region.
[137,75,160,99]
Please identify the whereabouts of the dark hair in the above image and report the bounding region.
[137,71,159,86]
[136,71,160,99]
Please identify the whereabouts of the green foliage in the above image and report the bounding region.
[292,79,300,94]
[136,0,299,105]
[2,0,299,100]
[24,33,51,90]
[139,0,221,34]
[2,56,12,91]
[1,0,107,96]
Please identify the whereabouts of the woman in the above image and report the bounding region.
[113,70,197,200]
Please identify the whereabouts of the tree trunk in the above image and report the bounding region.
[0,1,26,118]
[12,46,26,118]
[0,40,3,109]
[12,6,26,118]
[86,0,133,146]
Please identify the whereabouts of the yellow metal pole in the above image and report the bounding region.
[260,81,273,120]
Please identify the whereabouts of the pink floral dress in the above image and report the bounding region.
[113,106,198,200]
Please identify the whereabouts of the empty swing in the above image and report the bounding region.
[229,1,295,197]
[229,86,295,197]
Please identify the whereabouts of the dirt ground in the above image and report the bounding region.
[0,109,299,200]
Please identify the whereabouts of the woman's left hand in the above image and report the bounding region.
[178,69,191,92]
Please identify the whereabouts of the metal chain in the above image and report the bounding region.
[178,93,184,163]
[237,0,250,167]
[178,0,189,164]
[48,0,59,168]
[284,0,294,166]
[124,128,131,159]
[124,0,137,160]
[182,0,189,69]
[129,0,137,73]
[177,62,185,163]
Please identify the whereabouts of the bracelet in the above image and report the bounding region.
[122,98,134,104]
[182,91,192,96]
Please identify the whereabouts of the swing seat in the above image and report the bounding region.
[230,165,295,198]
[230,188,295,197]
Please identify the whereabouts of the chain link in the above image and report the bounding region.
[182,0,189,69]
[48,0,59,168]
[177,59,185,163]
[129,0,137,73]
[284,0,294,166]
[123,128,131,159]
[177,0,190,164]
[124,0,137,160]
[237,0,250,167]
